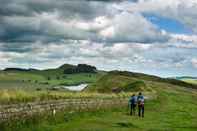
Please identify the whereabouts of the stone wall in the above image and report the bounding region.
[0,98,128,122]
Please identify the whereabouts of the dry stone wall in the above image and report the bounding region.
[0,98,128,122]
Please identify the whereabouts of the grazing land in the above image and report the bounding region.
[175,76,197,85]
[182,79,197,85]
[0,64,197,131]
[1,82,197,131]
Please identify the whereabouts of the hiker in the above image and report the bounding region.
[137,92,144,117]
[129,94,137,116]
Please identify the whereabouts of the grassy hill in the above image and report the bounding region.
[183,79,197,85]
[0,64,105,91]
[85,71,197,93]
[175,76,197,85]
[2,74,197,131]
[1,67,197,130]
[2,65,196,92]
[86,72,149,92]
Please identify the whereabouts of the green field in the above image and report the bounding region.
[0,65,105,104]
[1,66,197,130]
[182,79,197,85]
[0,71,105,90]
[175,77,197,85]
[0,71,104,104]
[1,84,197,131]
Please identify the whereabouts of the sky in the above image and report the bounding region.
[0,0,197,77]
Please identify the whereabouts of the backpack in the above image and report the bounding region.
[138,96,144,105]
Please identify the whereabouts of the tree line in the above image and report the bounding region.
[64,64,97,74]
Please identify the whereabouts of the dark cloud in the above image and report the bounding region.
[0,42,35,53]
[0,0,111,19]
[0,0,109,43]
[0,0,169,48]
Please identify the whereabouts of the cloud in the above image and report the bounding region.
[191,58,197,68]
[99,12,169,43]
[170,34,197,43]
[0,0,169,44]
[121,0,197,33]
[0,0,197,76]
[0,40,150,68]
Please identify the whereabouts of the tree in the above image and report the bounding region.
[64,64,97,74]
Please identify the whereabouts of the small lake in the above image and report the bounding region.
[55,84,88,91]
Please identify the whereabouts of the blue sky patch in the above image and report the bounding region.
[144,14,193,34]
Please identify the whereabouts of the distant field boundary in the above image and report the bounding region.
[0,98,128,122]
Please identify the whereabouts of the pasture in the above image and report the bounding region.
[0,69,197,131]
[1,85,197,131]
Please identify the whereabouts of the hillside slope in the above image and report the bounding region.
[175,76,197,85]
[2,76,197,131]
[85,71,197,93]
[0,64,105,89]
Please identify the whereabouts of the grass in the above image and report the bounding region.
[182,78,197,85]
[1,86,197,131]
[86,72,141,92]
[45,73,102,86]
[0,71,45,81]
[0,71,105,90]
[1,69,197,130]
[85,71,197,92]
[0,89,135,104]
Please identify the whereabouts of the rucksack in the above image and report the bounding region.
[138,96,144,105]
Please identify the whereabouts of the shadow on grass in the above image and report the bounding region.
[172,126,197,129]
[147,126,197,131]
[114,122,138,128]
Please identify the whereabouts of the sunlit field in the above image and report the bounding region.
[0,89,135,104]
[1,86,197,131]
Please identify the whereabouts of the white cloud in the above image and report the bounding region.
[0,1,169,44]
[191,58,197,68]
[99,12,168,43]
[167,34,197,49]
[1,0,197,76]
[120,0,197,33]
[171,34,197,43]
[0,40,152,69]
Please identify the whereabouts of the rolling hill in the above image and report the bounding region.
[1,64,197,93]
[1,70,197,131]
[1,65,197,131]
[0,64,105,90]
[174,76,197,85]
[85,71,197,93]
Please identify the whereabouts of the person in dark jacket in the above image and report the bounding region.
[129,94,137,116]
[137,92,145,117]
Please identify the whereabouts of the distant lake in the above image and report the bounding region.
[55,84,88,91]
